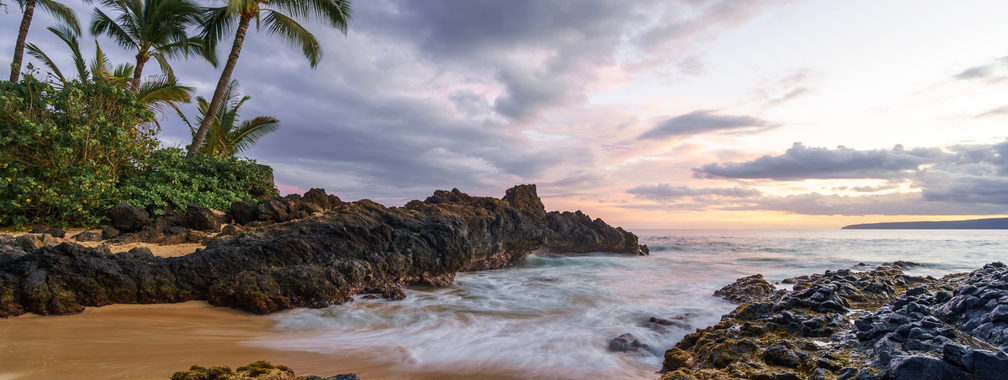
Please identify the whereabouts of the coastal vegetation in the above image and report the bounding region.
[1,0,352,227]
[179,80,279,159]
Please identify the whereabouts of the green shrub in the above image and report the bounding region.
[0,76,279,227]
[118,148,278,216]
[0,76,157,226]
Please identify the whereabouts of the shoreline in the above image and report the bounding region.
[0,301,529,380]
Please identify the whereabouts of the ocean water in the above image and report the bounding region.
[253,229,1008,379]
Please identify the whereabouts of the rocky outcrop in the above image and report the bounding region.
[171,360,358,380]
[0,185,645,317]
[658,262,1008,380]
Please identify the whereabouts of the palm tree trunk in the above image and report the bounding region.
[9,0,37,83]
[188,13,252,156]
[131,53,147,91]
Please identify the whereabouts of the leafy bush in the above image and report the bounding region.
[0,76,279,227]
[0,76,157,226]
[118,148,278,216]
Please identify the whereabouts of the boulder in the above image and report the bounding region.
[608,333,651,354]
[185,203,222,232]
[101,225,121,239]
[71,231,102,242]
[219,224,242,236]
[229,201,260,225]
[43,228,65,238]
[257,198,291,222]
[170,360,358,380]
[714,274,778,303]
[107,203,149,232]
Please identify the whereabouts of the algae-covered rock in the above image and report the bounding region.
[714,274,779,303]
[170,360,357,380]
[658,262,1008,380]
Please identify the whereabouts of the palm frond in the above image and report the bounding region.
[90,7,138,51]
[89,40,110,82]
[268,0,350,33]
[44,24,89,82]
[259,9,321,67]
[24,42,66,83]
[230,116,279,155]
[152,53,175,79]
[185,79,280,157]
[134,76,194,114]
[199,5,235,61]
[36,0,81,35]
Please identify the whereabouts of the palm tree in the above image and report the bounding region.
[187,0,351,155]
[26,24,194,116]
[8,0,79,82]
[90,0,206,91]
[179,80,279,158]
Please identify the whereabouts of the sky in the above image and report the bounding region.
[3,0,1008,228]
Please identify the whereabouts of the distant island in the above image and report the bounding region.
[842,217,1008,229]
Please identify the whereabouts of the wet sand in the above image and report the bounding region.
[0,302,527,380]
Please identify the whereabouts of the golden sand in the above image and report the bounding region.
[0,302,525,380]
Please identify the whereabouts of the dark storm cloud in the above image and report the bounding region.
[694,143,948,180]
[628,184,761,201]
[639,110,774,139]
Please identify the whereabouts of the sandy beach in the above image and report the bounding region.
[0,301,526,380]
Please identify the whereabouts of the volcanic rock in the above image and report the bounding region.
[609,333,651,354]
[171,360,357,380]
[659,262,1008,380]
[71,231,102,242]
[185,203,222,232]
[0,185,644,317]
[107,203,149,232]
[714,274,779,303]
[228,201,260,225]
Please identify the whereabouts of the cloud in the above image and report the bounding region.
[694,143,948,180]
[850,183,899,192]
[492,66,584,120]
[628,184,761,201]
[638,110,774,139]
[661,140,1008,215]
[449,90,491,117]
[766,86,810,106]
[976,105,1008,118]
[731,192,1008,216]
[953,56,1008,82]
